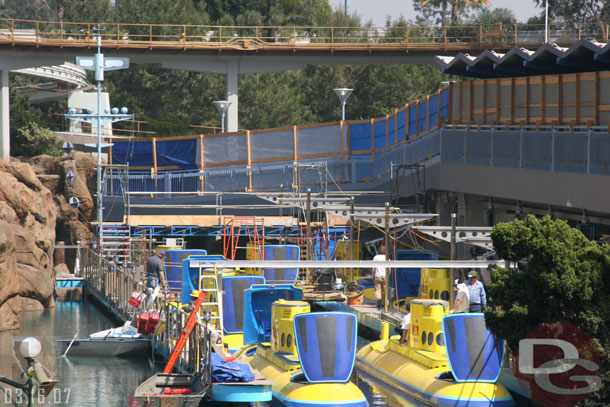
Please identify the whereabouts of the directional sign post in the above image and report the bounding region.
[65,26,133,261]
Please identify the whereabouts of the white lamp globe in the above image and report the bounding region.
[20,337,42,358]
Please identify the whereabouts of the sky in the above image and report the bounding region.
[329,0,541,26]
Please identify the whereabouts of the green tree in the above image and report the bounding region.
[532,0,610,27]
[415,0,490,25]
[12,121,62,157]
[239,71,315,129]
[204,0,331,26]
[8,85,63,157]
[104,66,224,136]
[486,215,610,404]
[0,0,113,21]
[113,0,209,25]
[469,7,516,25]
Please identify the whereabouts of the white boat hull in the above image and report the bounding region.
[59,338,150,357]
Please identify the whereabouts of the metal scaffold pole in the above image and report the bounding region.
[66,25,132,262]
[384,202,390,313]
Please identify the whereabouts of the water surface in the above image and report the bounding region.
[0,301,153,407]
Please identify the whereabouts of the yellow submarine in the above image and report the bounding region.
[233,284,368,407]
[356,268,515,407]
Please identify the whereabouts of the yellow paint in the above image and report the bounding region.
[357,336,512,405]
[271,300,310,354]
[356,298,514,406]
[231,299,366,406]
[419,268,450,301]
[223,333,244,351]
[381,322,389,341]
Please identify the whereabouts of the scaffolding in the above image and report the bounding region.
[292,162,328,196]
[222,217,265,260]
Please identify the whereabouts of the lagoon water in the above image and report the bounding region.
[0,301,153,407]
[0,300,423,407]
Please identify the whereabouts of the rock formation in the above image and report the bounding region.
[0,152,96,331]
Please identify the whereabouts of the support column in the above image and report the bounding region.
[0,69,9,160]
[225,61,238,133]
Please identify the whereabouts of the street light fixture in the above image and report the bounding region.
[544,0,549,43]
[62,141,74,154]
[213,100,231,133]
[67,25,133,260]
[333,88,353,121]
[0,337,57,407]
[66,169,76,184]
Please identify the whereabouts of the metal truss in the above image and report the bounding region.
[322,206,437,228]
[412,226,493,249]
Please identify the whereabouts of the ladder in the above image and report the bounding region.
[162,290,207,374]
[222,216,265,260]
[99,224,131,263]
[99,164,132,264]
[197,264,225,345]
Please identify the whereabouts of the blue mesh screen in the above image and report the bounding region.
[408,106,417,136]
[374,120,387,150]
[349,122,372,151]
[418,101,428,133]
[397,111,406,141]
[429,95,439,128]
[440,89,450,121]
[388,116,396,146]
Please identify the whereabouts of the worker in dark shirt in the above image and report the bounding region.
[146,251,167,290]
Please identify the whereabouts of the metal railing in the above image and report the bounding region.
[1,18,608,51]
[79,245,207,373]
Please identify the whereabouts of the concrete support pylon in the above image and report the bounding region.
[0,69,9,160]
[225,61,238,133]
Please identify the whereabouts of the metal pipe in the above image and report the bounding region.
[349,196,355,284]
[189,259,507,269]
[450,213,457,261]
[384,202,390,313]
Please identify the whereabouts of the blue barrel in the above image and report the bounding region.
[164,249,207,296]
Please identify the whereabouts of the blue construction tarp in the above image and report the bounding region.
[418,101,428,133]
[350,122,372,151]
[440,89,450,121]
[112,138,198,169]
[373,120,387,150]
[388,115,396,146]
[409,105,417,135]
[429,95,439,129]
[397,110,406,142]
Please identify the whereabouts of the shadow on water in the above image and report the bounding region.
[0,301,153,407]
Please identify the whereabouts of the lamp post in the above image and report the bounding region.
[0,337,56,407]
[545,0,549,43]
[333,88,353,121]
[67,25,132,260]
[213,100,231,133]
